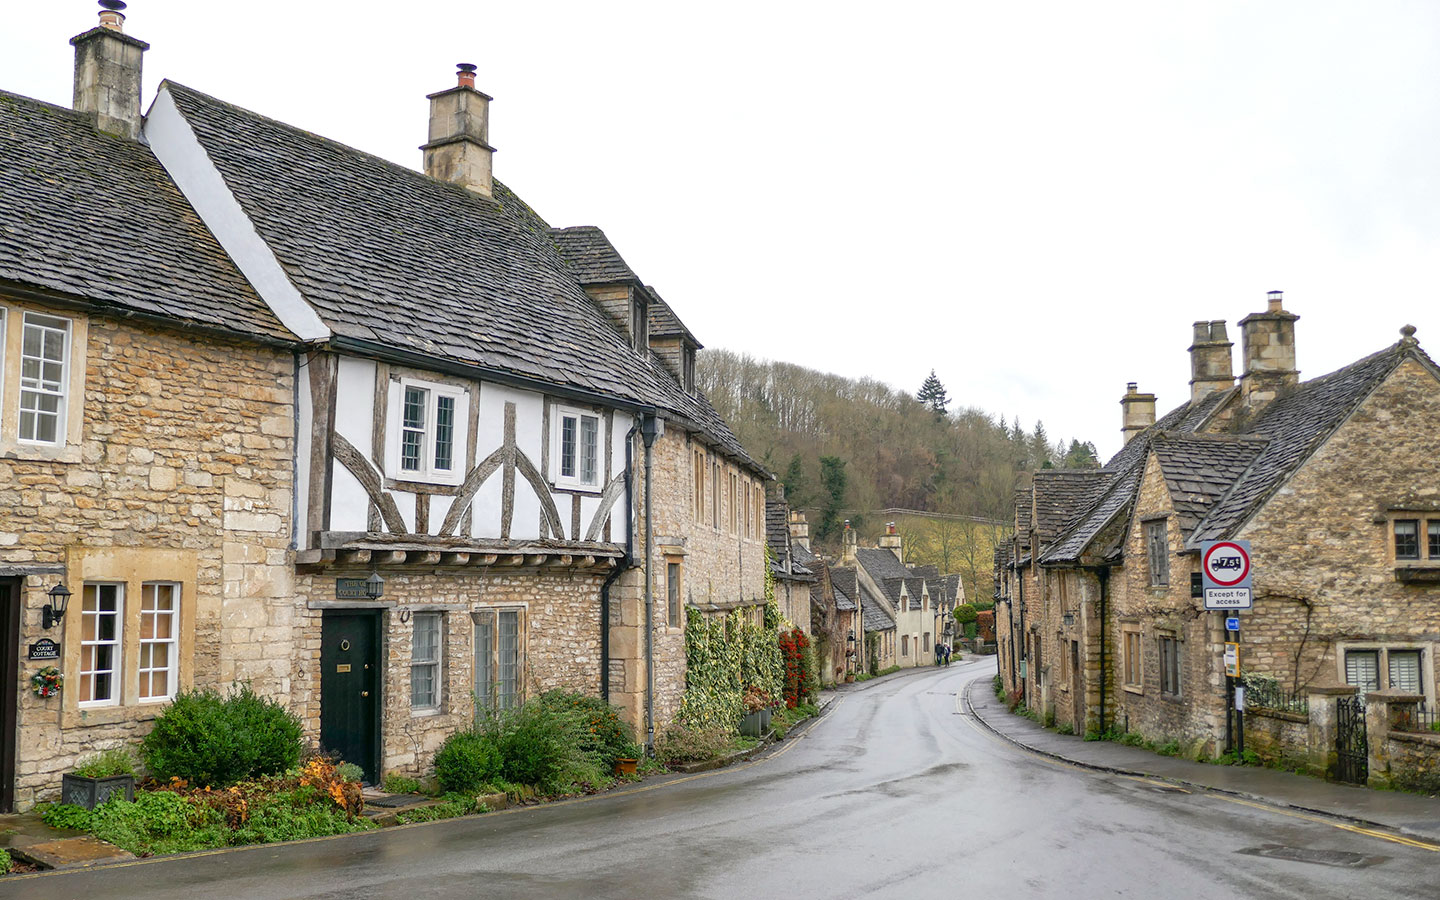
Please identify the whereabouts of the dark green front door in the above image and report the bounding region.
[320,611,380,783]
[0,579,17,812]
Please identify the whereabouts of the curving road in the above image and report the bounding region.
[9,658,1438,899]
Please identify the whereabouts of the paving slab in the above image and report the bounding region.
[964,676,1440,843]
[9,835,134,870]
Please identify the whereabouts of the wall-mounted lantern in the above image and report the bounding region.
[43,582,72,630]
[363,571,385,600]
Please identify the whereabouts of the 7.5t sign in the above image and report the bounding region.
[1201,540,1253,610]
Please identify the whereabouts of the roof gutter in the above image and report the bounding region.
[330,334,651,414]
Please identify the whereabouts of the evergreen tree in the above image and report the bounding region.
[816,455,849,540]
[917,370,950,415]
[782,453,810,507]
[1029,421,1052,469]
[1063,439,1100,468]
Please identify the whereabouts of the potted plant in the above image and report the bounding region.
[612,743,644,777]
[60,748,136,811]
[739,686,773,737]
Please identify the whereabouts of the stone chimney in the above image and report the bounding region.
[788,510,810,552]
[71,1,149,140]
[1120,383,1156,445]
[879,522,903,563]
[1239,290,1299,412]
[422,63,495,197]
[842,520,857,565]
[1189,320,1235,402]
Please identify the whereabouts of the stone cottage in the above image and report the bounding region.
[0,5,772,801]
[998,292,1440,770]
[0,7,302,810]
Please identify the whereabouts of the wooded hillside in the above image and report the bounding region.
[698,349,1099,551]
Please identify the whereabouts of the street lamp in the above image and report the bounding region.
[43,582,72,630]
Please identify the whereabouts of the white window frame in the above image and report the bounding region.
[18,311,71,446]
[551,404,604,492]
[138,582,180,702]
[411,612,443,711]
[80,583,124,708]
[389,377,466,485]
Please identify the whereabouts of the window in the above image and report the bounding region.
[80,583,123,706]
[693,448,706,523]
[474,608,524,711]
[411,613,442,709]
[19,312,70,445]
[1395,519,1421,560]
[553,406,602,491]
[743,480,751,539]
[682,348,696,393]
[924,632,931,653]
[138,583,179,701]
[1145,520,1169,586]
[1123,628,1142,688]
[756,485,765,538]
[901,634,909,657]
[392,378,465,483]
[631,294,648,351]
[728,472,738,533]
[1431,522,1440,560]
[1345,650,1380,695]
[1390,650,1422,694]
[667,560,682,626]
[1159,634,1180,696]
[711,459,721,529]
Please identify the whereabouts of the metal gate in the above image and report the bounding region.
[1336,695,1368,784]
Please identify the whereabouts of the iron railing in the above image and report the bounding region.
[1241,676,1309,716]
[1393,703,1440,734]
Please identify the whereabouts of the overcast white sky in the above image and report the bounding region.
[5,1,1440,462]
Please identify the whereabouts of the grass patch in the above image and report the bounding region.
[393,793,485,824]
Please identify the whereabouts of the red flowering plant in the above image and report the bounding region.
[31,666,63,698]
[778,629,811,709]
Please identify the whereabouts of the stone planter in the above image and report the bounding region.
[739,707,772,737]
[61,772,135,810]
[613,758,638,777]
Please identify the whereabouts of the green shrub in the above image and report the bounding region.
[141,685,303,787]
[88,791,230,856]
[73,748,136,779]
[654,724,733,764]
[382,772,423,794]
[434,730,502,794]
[0,848,10,874]
[229,788,375,845]
[394,793,480,824]
[496,702,574,789]
[953,604,979,626]
[335,762,365,784]
[1056,723,1075,736]
[992,674,1004,698]
[40,802,94,831]
[531,691,636,766]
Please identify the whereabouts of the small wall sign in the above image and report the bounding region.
[28,638,59,661]
[335,578,369,600]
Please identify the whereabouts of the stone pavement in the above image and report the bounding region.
[963,675,1440,844]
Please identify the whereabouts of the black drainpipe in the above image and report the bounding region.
[640,414,662,755]
[598,421,639,702]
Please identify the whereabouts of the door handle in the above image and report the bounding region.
[361,691,370,697]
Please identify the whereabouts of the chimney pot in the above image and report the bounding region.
[98,0,127,30]
[1267,290,1284,312]
[1188,318,1235,402]
[1126,382,1138,393]
[456,62,477,89]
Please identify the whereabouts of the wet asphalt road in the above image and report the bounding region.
[9,658,1440,899]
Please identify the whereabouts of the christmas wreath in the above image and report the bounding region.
[31,666,62,698]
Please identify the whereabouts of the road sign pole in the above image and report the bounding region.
[1234,621,1244,756]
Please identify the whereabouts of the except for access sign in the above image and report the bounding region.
[1201,540,1253,610]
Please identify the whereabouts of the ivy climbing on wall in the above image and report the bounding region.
[675,550,785,731]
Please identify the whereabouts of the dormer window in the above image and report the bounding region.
[682,347,696,393]
[632,294,649,352]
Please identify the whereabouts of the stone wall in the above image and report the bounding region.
[1241,708,1310,768]
[1109,455,1224,755]
[610,428,767,738]
[292,568,606,778]
[1,305,293,810]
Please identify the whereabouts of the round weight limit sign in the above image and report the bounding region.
[1203,541,1250,588]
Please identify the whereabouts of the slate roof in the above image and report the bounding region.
[927,574,963,609]
[1032,470,1113,545]
[164,83,762,471]
[861,585,896,631]
[830,566,859,605]
[645,288,701,346]
[854,547,910,583]
[1188,341,1436,545]
[880,576,906,607]
[548,226,637,285]
[1150,434,1266,540]
[0,90,291,341]
[833,584,857,612]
